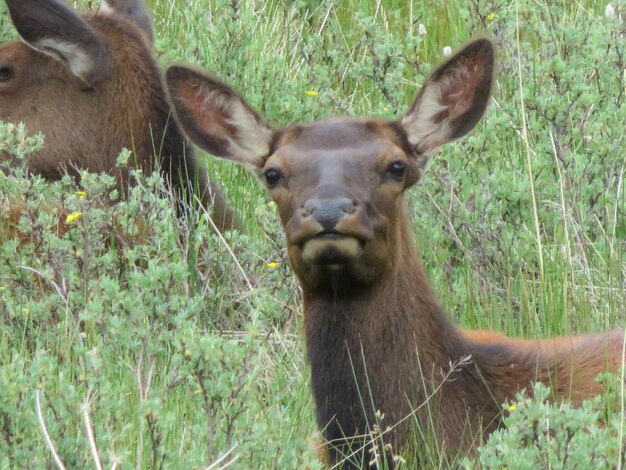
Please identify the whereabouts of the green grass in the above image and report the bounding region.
[1,0,625,468]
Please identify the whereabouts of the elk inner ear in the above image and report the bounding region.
[172,78,238,157]
[401,38,494,161]
[166,65,274,170]
[6,0,111,88]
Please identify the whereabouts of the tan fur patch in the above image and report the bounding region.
[301,237,361,263]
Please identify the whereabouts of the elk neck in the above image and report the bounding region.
[301,200,624,459]
[300,204,524,454]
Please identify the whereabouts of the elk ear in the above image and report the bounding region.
[100,0,154,46]
[6,0,111,88]
[401,38,494,170]
[166,65,275,170]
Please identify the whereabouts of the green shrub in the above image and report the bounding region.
[0,156,317,467]
[465,376,626,469]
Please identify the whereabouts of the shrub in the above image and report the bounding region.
[466,376,626,469]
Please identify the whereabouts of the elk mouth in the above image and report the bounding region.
[300,230,364,265]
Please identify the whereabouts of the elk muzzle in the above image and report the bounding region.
[299,185,364,265]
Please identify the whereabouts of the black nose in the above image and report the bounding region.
[302,185,356,230]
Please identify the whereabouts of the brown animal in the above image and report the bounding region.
[0,0,238,232]
[164,39,625,467]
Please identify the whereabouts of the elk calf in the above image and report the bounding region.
[0,0,238,232]
[165,39,625,467]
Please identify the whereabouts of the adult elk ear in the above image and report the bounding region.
[401,38,494,171]
[100,0,154,46]
[6,0,111,88]
[165,65,275,171]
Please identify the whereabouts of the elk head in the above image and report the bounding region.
[0,0,241,231]
[0,0,157,180]
[166,39,494,291]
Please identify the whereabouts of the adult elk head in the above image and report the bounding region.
[165,39,493,289]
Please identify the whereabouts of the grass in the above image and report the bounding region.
[1,0,625,468]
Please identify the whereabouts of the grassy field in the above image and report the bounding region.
[1,0,625,468]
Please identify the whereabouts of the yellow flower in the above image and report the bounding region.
[75,190,88,198]
[267,261,279,269]
[65,211,82,224]
[507,404,516,412]
[21,308,29,315]
[305,90,318,97]
[486,12,495,21]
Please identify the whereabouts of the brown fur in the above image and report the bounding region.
[0,200,69,243]
[0,0,238,232]
[164,39,625,468]
[0,199,150,247]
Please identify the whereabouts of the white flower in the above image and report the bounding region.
[418,24,427,36]
[443,46,452,57]
[605,3,616,18]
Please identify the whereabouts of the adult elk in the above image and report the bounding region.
[165,39,625,467]
[0,0,238,232]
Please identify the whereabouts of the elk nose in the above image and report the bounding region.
[302,188,356,230]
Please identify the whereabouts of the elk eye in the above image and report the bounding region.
[264,168,283,188]
[0,66,13,81]
[387,161,407,180]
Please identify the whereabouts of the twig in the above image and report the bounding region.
[35,390,66,470]
[18,265,67,304]
[196,199,254,293]
[82,396,103,470]
[203,445,240,470]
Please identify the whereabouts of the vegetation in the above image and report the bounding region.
[467,376,626,469]
[0,0,624,467]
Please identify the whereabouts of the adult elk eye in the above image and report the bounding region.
[387,161,407,180]
[0,66,13,81]
[264,168,283,188]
